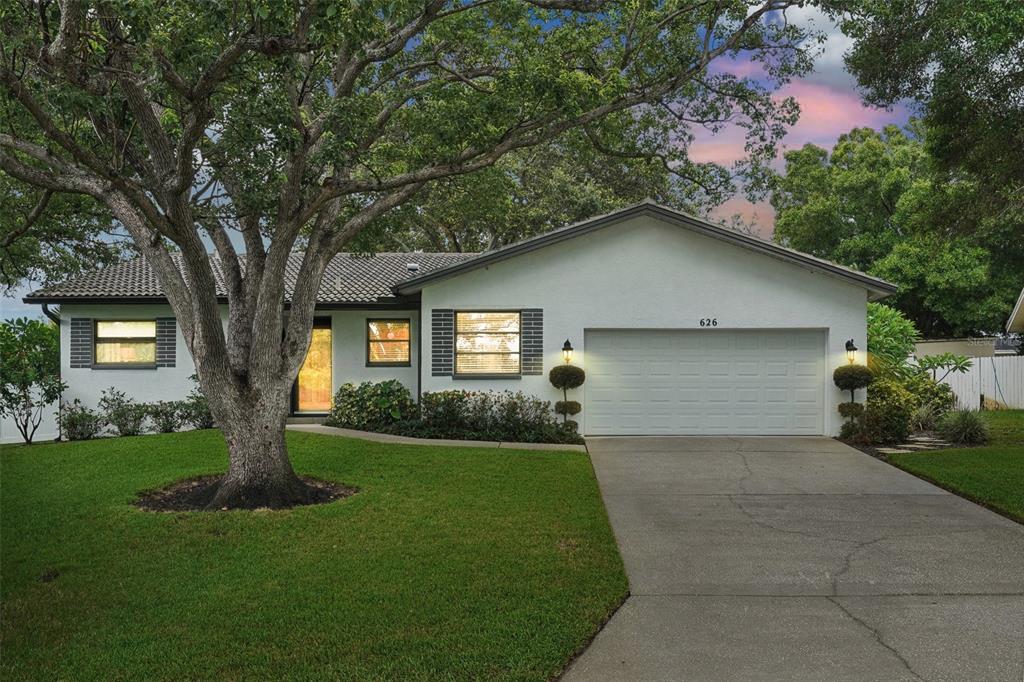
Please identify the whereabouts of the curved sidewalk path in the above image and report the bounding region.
[564,436,1024,682]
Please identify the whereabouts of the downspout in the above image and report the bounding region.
[41,303,60,324]
[41,304,64,440]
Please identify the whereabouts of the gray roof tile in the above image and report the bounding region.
[24,252,477,304]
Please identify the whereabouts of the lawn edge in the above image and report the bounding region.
[551,589,630,682]
[883,454,1024,525]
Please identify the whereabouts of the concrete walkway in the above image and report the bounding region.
[564,436,1024,681]
[285,423,587,452]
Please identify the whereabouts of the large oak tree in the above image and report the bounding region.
[1,0,810,508]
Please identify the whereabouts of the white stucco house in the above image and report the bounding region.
[23,201,896,437]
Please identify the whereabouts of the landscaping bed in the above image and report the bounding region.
[0,430,626,680]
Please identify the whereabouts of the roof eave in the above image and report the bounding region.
[393,202,898,299]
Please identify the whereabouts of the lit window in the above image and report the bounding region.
[455,311,520,375]
[367,319,411,365]
[94,321,156,366]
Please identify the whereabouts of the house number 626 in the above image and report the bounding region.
[699,318,718,327]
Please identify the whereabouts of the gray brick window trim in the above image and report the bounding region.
[156,318,176,367]
[431,309,454,376]
[520,309,544,375]
[69,318,93,368]
[432,308,543,377]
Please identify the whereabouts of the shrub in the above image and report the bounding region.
[867,302,919,379]
[98,388,149,436]
[413,390,579,444]
[148,400,185,433]
[902,373,955,413]
[59,400,104,441]
[549,365,586,423]
[549,365,586,391]
[862,378,916,444]
[180,375,215,429]
[937,410,990,445]
[555,400,582,416]
[909,403,940,432]
[325,380,415,430]
[837,402,864,419]
[832,364,873,402]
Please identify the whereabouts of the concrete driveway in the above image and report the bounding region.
[564,437,1024,682]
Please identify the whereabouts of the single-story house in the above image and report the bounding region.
[24,201,896,437]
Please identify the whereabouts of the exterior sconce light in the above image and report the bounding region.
[845,339,857,364]
[562,339,574,364]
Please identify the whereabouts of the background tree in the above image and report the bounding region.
[0,318,65,445]
[826,0,1024,334]
[1,1,811,508]
[771,124,1016,337]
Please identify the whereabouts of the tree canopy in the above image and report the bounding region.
[0,0,816,507]
[772,123,1019,337]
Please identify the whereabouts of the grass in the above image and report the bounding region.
[887,409,1024,522]
[0,430,627,681]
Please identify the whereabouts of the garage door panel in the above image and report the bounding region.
[584,330,824,435]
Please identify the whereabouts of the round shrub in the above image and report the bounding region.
[549,365,586,390]
[58,399,104,441]
[555,400,582,416]
[837,402,864,419]
[862,378,915,444]
[937,410,990,445]
[326,380,415,430]
[833,364,874,401]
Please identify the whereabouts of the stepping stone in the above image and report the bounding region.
[877,448,914,454]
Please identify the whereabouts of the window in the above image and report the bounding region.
[367,319,411,366]
[455,311,520,375]
[94,320,156,366]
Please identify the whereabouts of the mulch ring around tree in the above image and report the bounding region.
[135,475,358,512]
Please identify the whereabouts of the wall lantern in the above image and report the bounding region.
[562,339,574,364]
[845,339,858,364]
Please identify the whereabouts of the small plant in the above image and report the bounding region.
[326,380,415,430]
[0,318,66,444]
[58,400,104,441]
[148,400,185,433]
[916,353,972,383]
[99,388,149,436]
[937,410,990,445]
[549,365,586,425]
[832,364,873,403]
[909,403,940,432]
[180,375,215,429]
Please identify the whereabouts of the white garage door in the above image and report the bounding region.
[584,330,825,435]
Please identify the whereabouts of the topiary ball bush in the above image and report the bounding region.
[833,364,874,395]
[555,400,582,416]
[837,402,864,419]
[937,410,990,445]
[549,364,586,390]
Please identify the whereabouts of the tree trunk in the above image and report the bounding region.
[193,383,314,510]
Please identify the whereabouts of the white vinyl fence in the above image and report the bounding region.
[939,355,1024,410]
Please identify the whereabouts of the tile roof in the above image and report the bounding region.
[23,252,477,304]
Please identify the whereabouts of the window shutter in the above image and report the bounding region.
[431,309,454,376]
[521,309,543,375]
[69,318,93,368]
[156,318,176,367]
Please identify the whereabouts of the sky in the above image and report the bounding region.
[1,8,911,321]
[697,6,910,236]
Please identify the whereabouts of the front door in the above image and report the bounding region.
[293,318,333,413]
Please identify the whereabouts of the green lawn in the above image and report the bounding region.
[0,430,627,681]
[888,410,1024,522]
